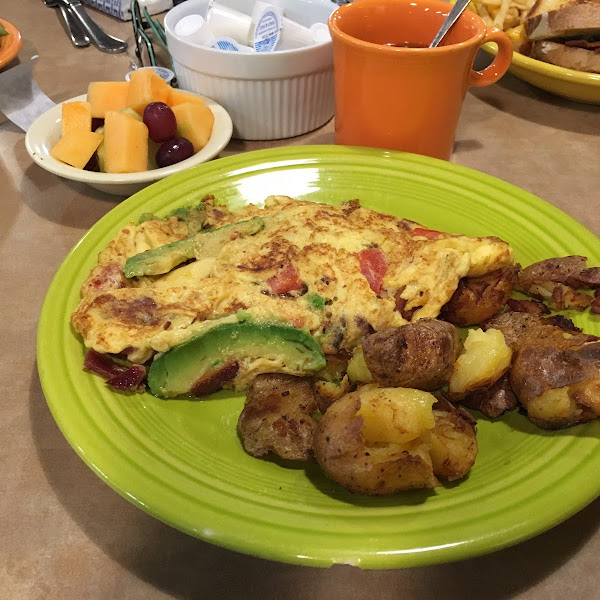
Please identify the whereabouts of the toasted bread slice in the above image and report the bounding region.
[526,0,600,40]
[531,40,600,72]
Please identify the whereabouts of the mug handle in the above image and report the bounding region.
[469,27,513,87]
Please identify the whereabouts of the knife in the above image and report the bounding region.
[57,0,128,53]
[45,0,90,47]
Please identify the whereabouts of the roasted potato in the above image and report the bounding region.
[313,385,479,494]
[510,342,600,429]
[238,374,318,461]
[429,397,478,481]
[483,310,600,428]
[440,266,518,326]
[346,346,373,384]
[313,386,439,494]
[515,256,599,312]
[483,310,595,350]
[448,328,512,399]
[361,319,462,391]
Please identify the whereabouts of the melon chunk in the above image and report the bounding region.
[51,130,103,169]
[168,88,205,108]
[61,101,92,136]
[151,74,170,105]
[103,110,148,173]
[87,81,129,118]
[127,69,170,114]
[172,102,215,153]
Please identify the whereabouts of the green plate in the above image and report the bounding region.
[37,146,600,569]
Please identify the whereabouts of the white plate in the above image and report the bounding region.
[25,92,233,196]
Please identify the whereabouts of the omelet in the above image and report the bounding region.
[71,195,513,391]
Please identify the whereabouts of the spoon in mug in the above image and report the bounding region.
[429,0,472,48]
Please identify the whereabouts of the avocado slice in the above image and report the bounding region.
[137,202,206,234]
[168,202,207,235]
[124,216,264,278]
[147,321,326,398]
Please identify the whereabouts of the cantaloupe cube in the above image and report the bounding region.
[126,69,156,115]
[167,88,205,108]
[50,130,103,169]
[151,74,170,105]
[171,102,214,153]
[103,110,148,173]
[87,81,129,118]
[61,101,92,136]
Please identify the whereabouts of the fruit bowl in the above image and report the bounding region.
[25,93,233,197]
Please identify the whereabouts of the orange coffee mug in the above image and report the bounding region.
[328,0,513,160]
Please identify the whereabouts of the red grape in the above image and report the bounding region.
[143,102,177,142]
[156,137,194,168]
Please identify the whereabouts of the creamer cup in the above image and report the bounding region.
[174,14,215,45]
[249,1,282,52]
[277,16,314,50]
[205,2,251,44]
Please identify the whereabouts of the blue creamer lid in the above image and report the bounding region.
[206,37,254,53]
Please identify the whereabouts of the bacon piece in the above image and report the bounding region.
[84,349,146,391]
[267,263,303,294]
[84,349,128,379]
[82,261,128,297]
[358,248,388,294]
[107,365,146,391]
[190,361,239,397]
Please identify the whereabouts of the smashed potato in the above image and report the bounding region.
[313,387,439,494]
[313,386,478,495]
[511,343,600,429]
[429,397,478,482]
[440,266,518,326]
[449,328,512,398]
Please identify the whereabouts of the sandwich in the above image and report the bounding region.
[525,0,600,73]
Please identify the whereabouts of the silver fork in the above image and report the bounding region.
[45,0,90,47]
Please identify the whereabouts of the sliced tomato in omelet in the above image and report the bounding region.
[411,227,442,240]
[267,263,303,294]
[358,248,388,294]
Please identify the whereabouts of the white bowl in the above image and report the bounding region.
[165,0,336,140]
[25,93,233,197]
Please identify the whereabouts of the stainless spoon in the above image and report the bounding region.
[57,0,128,53]
[429,0,472,48]
[45,0,90,47]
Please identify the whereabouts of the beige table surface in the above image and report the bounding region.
[2,3,600,599]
